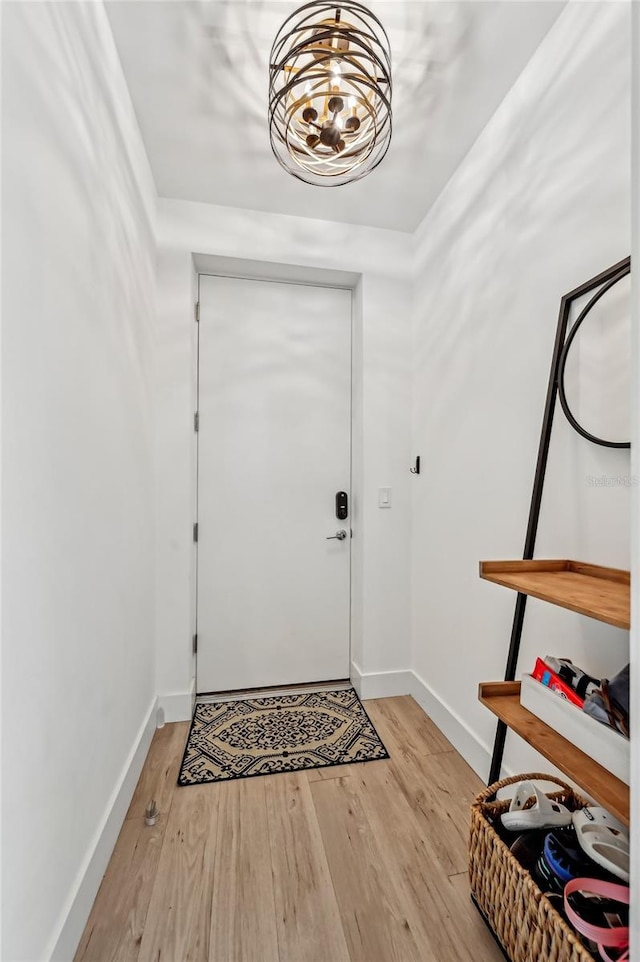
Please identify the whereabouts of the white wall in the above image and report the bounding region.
[410,2,631,778]
[155,199,413,708]
[2,4,157,959]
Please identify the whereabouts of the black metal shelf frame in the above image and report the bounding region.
[488,255,631,785]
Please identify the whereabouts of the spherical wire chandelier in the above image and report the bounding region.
[268,1,392,187]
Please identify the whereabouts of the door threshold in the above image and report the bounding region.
[196,678,352,704]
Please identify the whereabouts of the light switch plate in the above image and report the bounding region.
[378,487,391,508]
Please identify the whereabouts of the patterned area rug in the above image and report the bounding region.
[178,687,388,785]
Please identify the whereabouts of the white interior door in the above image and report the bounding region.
[196,274,352,694]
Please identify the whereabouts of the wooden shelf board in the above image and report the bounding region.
[479,681,629,826]
[479,559,630,630]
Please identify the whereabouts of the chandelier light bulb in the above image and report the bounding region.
[268,1,392,187]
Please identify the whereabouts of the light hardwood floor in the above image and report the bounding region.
[75,696,504,962]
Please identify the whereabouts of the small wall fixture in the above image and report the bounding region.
[268,1,392,186]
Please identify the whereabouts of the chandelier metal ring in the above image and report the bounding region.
[268,1,392,186]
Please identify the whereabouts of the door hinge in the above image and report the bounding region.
[192,633,198,655]
[193,522,199,543]
[195,301,200,322]
[194,411,199,432]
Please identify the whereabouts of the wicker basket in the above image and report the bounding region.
[469,773,595,962]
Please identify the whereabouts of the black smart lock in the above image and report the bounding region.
[335,491,348,521]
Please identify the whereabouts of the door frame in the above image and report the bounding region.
[191,256,362,696]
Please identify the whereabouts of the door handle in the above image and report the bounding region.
[326,530,347,541]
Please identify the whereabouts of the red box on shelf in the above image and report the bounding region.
[531,657,584,707]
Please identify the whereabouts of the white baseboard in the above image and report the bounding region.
[48,696,158,962]
[410,670,493,781]
[350,664,414,700]
[350,661,363,696]
[157,686,195,723]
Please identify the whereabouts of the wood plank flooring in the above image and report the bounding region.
[75,696,504,962]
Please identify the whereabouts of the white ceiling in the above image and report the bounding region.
[106,0,565,232]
